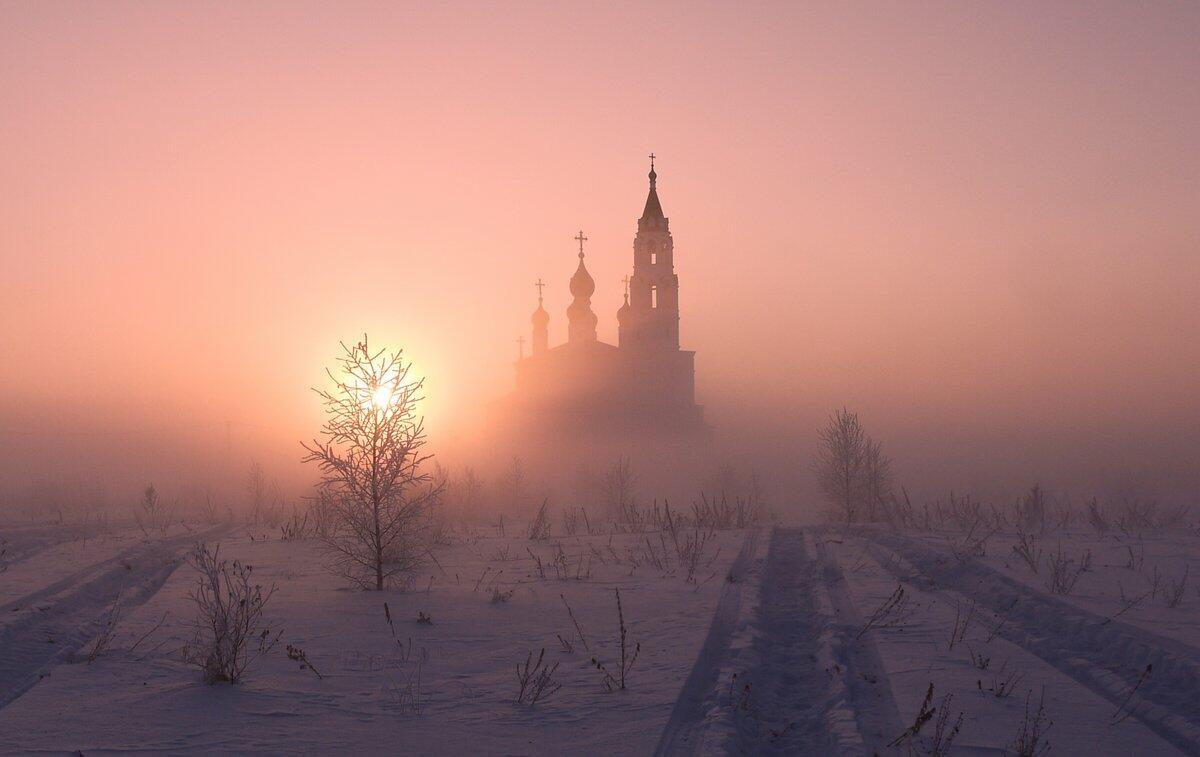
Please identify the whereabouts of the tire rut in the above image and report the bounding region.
[0,525,228,709]
[861,528,1200,756]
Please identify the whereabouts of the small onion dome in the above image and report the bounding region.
[617,294,631,324]
[569,258,595,298]
[531,302,549,326]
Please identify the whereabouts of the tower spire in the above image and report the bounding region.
[641,154,664,221]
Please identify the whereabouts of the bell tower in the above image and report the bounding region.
[619,154,679,350]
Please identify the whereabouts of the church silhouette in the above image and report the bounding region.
[497,157,710,447]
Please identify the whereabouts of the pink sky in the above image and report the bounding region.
[2,2,1198,500]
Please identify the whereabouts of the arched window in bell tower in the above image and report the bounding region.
[650,246,657,265]
[651,284,658,309]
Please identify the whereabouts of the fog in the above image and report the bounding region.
[3,2,1198,520]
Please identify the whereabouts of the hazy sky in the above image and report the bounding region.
[3,2,1198,502]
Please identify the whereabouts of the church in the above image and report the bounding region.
[497,157,710,450]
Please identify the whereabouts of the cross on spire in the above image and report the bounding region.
[534,277,545,303]
[574,230,588,259]
[649,152,655,171]
[621,274,631,298]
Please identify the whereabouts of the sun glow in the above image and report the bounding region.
[371,385,393,409]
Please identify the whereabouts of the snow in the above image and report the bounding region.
[0,521,745,754]
[2,517,1197,755]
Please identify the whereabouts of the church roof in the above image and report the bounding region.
[641,165,664,220]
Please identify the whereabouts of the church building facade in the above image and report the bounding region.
[501,158,709,445]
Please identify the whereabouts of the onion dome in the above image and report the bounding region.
[569,256,595,298]
[617,291,631,324]
[531,301,549,326]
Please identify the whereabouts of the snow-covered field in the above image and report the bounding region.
[2,514,1197,755]
[0,518,747,754]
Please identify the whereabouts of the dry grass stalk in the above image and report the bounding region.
[591,587,640,691]
[86,589,123,663]
[515,647,561,705]
[1010,687,1052,756]
[857,584,911,639]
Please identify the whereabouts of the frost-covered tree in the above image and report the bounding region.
[302,336,442,590]
[815,408,890,523]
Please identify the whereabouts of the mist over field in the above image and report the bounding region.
[1,4,1198,754]
[4,3,1198,520]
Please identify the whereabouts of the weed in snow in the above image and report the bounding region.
[1010,687,1053,756]
[1110,663,1152,725]
[978,661,1024,699]
[560,593,591,653]
[286,643,322,679]
[857,584,912,639]
[890,682,963,754]
[1011,527,1042,574]
[86,589,123,664]
[946,598,975,651]
[966,645,991,671]
[1164,566,1189,609]
[490,586,515,604]
[514,648,560,705]
[591,588,640,691]
[1045,543,1089,596]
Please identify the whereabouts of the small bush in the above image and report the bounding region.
[182,543,278,684]
[527,500,551,541]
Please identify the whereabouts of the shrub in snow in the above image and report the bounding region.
[182,542,278,684]
[527,499,551,541]
[135,484,175,537]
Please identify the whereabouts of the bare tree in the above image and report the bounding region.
[246,461,268,524]
[498,456,529,516]
[815,408,890,524]
[302,336,442,590]
[459,466,484,513]
[600,456,638,522]
[861,438,893,522]
[815,408,867,523]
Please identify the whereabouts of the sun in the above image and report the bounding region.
[370,385,393,409]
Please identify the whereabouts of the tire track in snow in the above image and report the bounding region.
[735,527,841,754]
[0,525,94,572]
[861,528,1200,756]
[655,528,761,755]
[658,528,903,756]
[809,533,905,751]
[0,525,228,709]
